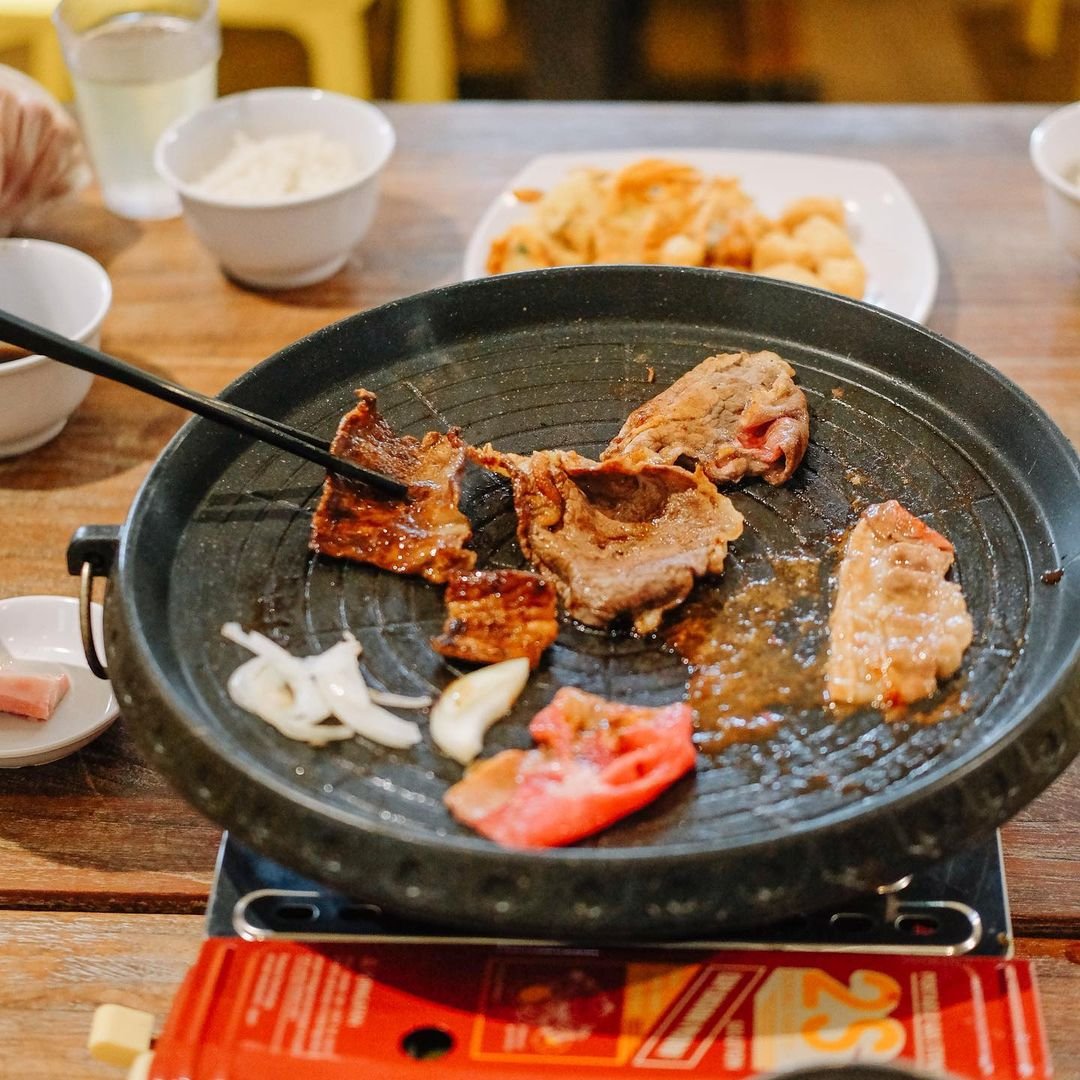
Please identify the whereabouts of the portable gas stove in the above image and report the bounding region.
[207,831,1012,956]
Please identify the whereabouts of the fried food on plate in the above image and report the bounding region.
[486,158,866,300]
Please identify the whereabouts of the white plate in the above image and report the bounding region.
[463,149,939,323]
[0,596,119,767]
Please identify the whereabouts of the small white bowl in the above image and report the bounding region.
[154,87,395,290]
[1030,102,1080,264]
[0,238,111,457]
[0,596,119,768]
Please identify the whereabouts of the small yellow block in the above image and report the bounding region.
[88,1004,154,1068]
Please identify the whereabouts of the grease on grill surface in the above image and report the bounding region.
[666,556,826,751]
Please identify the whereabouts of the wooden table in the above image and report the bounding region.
[0,103,1078,1077]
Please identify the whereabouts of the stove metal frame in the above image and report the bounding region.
[206,832,1012,957]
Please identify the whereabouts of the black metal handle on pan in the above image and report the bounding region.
[66,526,121,681]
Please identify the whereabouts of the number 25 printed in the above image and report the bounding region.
[752,968,907,1069]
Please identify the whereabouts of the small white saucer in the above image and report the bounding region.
[0,596,119,768]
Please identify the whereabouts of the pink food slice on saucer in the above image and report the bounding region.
[0,668,71,720]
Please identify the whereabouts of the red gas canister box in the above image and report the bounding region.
[147,939,1051,1079]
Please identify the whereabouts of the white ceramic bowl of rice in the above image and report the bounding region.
[154,87,395,289]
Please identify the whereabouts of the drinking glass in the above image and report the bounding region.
[53,0,220,220]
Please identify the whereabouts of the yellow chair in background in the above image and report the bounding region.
[219,0,375,98]
[0,0,507,101]
[393,0,454,100]
[1019,0,1065,57]
[0,1,69,98]
[393,0,506,100]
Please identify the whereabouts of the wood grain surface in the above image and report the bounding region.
[0,103,1077,1078]
[0,912,203,1080]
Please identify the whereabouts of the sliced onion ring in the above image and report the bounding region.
[307,641,422,749]
[226,656,352,745]
[221,624,427,750]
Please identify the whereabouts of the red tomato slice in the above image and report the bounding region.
[444,687,696,849]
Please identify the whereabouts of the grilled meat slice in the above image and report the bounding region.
[469,445,743,634]
[310,389,475,584]
[444,687,697,848]
[432,568,559,669]
[826,500,973,708]
[602,350,809,486]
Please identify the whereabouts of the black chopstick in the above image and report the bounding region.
[0,308,409,498]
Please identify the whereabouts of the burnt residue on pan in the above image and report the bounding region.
[665,554,828,750]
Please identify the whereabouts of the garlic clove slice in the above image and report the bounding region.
[430,657,531,765]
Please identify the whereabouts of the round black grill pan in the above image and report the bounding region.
[104,267,1080,939]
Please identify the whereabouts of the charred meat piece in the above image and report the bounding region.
[602,350,809,486]
[444,687,697,848]
[310,389,475,584]
[826,500,973,709]
[469,445,743,634]
[432,568,559,669]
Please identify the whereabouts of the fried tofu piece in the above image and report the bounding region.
[752,230,815,272]
[758,261,823,288]
[817,255,867,299]
[779,195,846,230]
[792,214,855,262]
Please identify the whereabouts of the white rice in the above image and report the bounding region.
[192,131,361,202]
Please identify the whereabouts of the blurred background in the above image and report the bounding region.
[2,0,1079,104]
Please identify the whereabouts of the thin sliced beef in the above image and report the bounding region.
[432,568,559,669]
[469,446,743,634]
[602,350,809,485]
[310,389,475,584]
[826,500,973,708]
[444,687,696,848]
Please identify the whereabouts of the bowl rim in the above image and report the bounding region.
[1029,100,1080,202]
[0,238,112,375]
[153,87,396,211]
